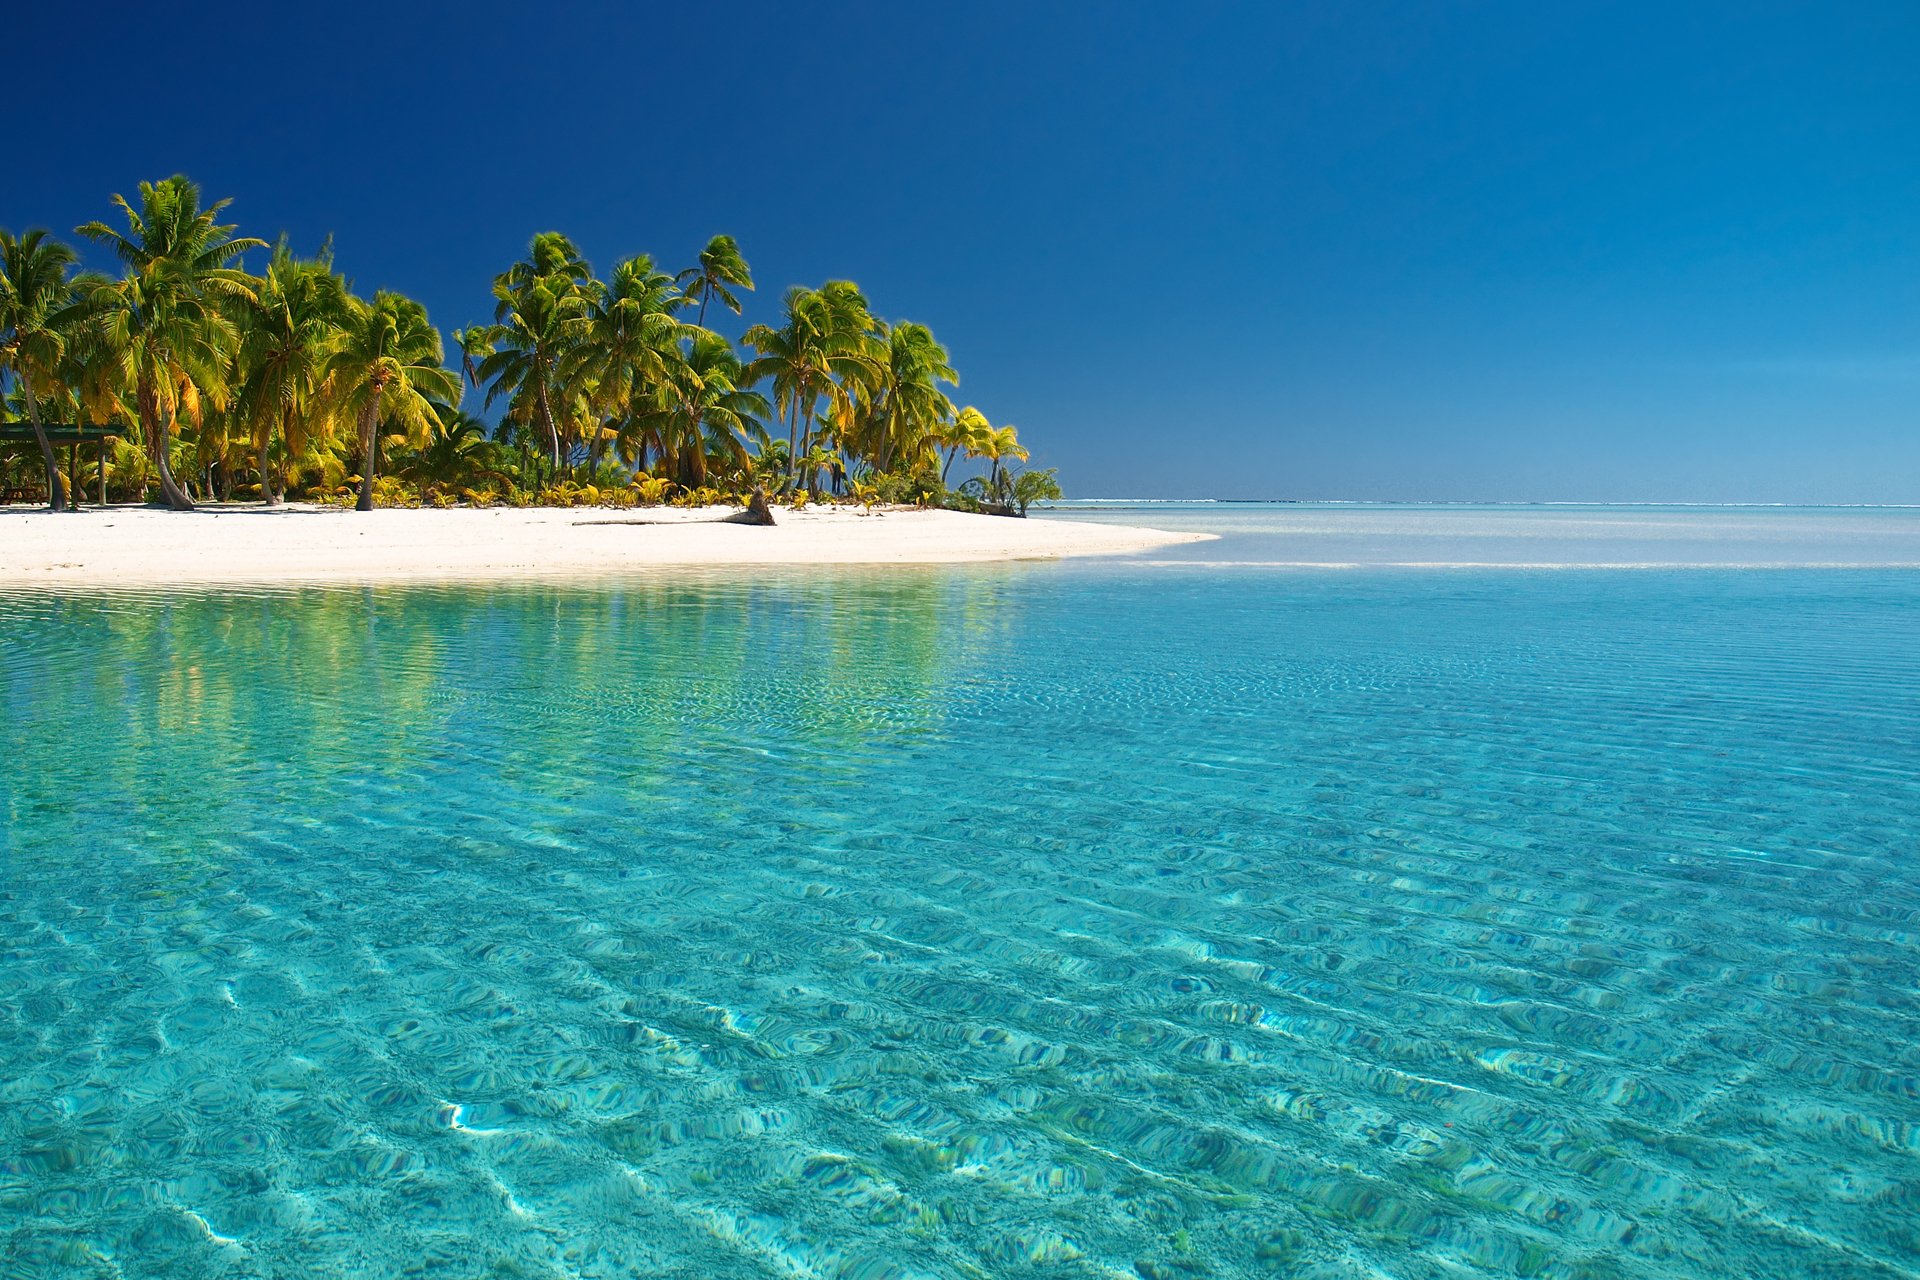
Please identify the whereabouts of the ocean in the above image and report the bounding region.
[4,505,1917,1277]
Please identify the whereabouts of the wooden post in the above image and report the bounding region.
[68,444,79,510]
[98,438,107,506]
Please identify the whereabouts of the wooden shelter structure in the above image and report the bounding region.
[0,423,120,505]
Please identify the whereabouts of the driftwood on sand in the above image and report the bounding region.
[725,486,776,526]
[577,487,777,529]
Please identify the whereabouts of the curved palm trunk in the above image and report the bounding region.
[139,377,195,511]
[534,373,562,474]
[586,416,611,480]
[783,394,799,492]
[872,396,895,476]
[800,401,817,492]
[19,372,67,513]
[686,412,709,488]
[354,384,386,512]
[259,411,283,506]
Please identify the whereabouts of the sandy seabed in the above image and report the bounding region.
[0,503,1210,586]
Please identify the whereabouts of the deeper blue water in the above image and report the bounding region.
[4,508,1919,1279]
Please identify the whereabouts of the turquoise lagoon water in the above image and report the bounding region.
[3,507,1919,1278]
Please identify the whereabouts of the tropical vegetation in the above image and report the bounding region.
[2,177,1057,514]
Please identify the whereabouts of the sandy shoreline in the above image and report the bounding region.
[0,503,1211,586]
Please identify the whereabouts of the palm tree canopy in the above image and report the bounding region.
[75,176,266,423]
[677,234,754,320]
[563,254,688,418]
[237,238,352,451]
[855,319,957,469]
[10,180,1043,505]
[0,228,82,384]
[477,276,585,409]
[77,176,263,304]
[326,290,460,449]
[495,232,592,308]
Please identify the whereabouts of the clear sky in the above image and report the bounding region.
[12,2,1917,501]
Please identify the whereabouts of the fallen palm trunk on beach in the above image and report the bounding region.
[575,486,777,529]
[727,486,776,526]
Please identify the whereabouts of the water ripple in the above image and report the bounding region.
[2,570,1917,1277]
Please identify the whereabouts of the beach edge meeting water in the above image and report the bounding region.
[0,504,1210,584]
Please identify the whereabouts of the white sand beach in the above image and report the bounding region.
[0,503,1210,585]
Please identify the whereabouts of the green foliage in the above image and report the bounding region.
[0,228,87,508]
[957,464,1059,515]
[872,463,947,507]
[3,178,1062,518]
[322,474,422,509]
[75,175,267,509]
[1011,467,1062,514]
[676,234,754,327]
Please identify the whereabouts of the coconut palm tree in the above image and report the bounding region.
[0,229,83,510]
[76,176,264,510]
[675,235,754,329]
[53,292,138,495]
[474,272,585,476]
[473,235,594,475]
[564,254,688,476]
[401,406,512,492]
[325,291,459,511]
[497,232,591,297]
[978,422,1028,494]
[932,405,987,484]
[236,238,351,503]
[857,320,957,474]
[743,282,880,491]
[741,293,807,489]
[636,330,769,487]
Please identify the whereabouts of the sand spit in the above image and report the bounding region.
[0,503,1212,586]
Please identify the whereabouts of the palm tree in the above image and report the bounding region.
[564,254,687,476]
[743,282,880,491]
[54,290,138,492]
[636,330,769,487]
[741,293,807,489]
[497,232,591,297]
[402,406,512,491]
[858,320,957,474]
[675,235,754,329]
[978,422,1028,495]
[935,405,989,484]
[474,273,584,476]
[236,238,350,503]
[0,229,82,511]
[76,176,264,510]
[473,234,592,475]
[806,281,884,490]
[450,323,491,391]
[325,291,459,511]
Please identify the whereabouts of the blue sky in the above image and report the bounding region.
[12,2,1917,500]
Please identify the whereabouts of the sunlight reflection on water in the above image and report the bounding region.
[3,554,1917,1277]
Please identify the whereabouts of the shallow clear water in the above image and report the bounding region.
[4,521,1919,1278]
[1037,501,1920,567]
